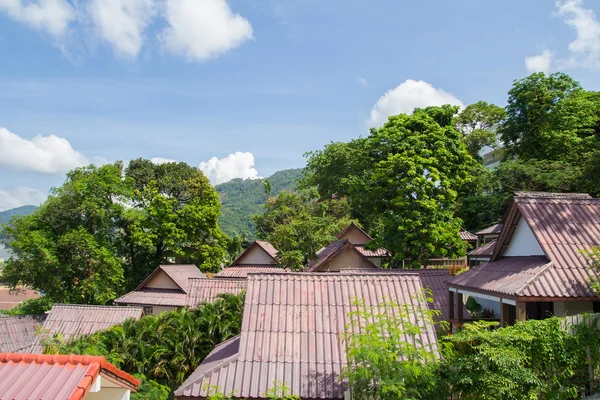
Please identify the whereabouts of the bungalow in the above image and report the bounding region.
[114,264,206,314]
[307,239,378,272]
[335,222,389,267]
[215,240,286,278]
[475,223,503,246]
[467,239,496,267]
[27,304,143,353]
[175,273,438,399]
[0,353,140,399]
[448,192,600,328]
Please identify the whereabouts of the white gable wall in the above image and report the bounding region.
[338,226,371,245]
[503,217,545,257]
[237,246,276,265]
[144,271,180,290]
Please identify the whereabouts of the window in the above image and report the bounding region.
[143,306,153,315]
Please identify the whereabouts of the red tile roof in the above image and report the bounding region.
[185,278,247,307]
[0,315,45,353]
[214,265,289,279]
[460,230,477,241]
[307,240,377,272]
[28,304,143,353]
[475,223,503,236]
[114,289,186,307]
[136,264,206,292]
[176,273,438,399]
[0,353,140,400]
[468,240,496,257]
[451,192,600,299]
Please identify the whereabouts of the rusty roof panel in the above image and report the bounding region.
[176,273,438,399]
[186,278,247,307]
[215,265,289,279]
[114,289,186,307]
[0,315,45,353]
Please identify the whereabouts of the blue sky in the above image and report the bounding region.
[1,0,599,210]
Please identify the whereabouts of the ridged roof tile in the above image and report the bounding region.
[185,278,247,307]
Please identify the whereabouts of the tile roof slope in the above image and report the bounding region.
[28,304,143,353]
[254,241,279,259]
[186,278,247,307]
[475,223,503,236]
[514,191,592,199]
[214,265,289,279]
[353,245,390,257]
[114,289,187,307]
[176,273,438,399]
[0,315,45,353]
[156,265,207,292]
[460,230,478,241]
[468,240,496,257]
[0,353,140,400]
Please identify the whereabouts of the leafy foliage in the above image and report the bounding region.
[0,296,52,316]
[215,168,304,239]
[253,189,353,271]
[2,160,227,302]
[455,101,505,159]
[47,292,245,392]
[131,374,171,400]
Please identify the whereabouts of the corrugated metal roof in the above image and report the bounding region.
[0,353,140,400]
[176,273,438,399]
[353,245,390,258]
[514,192,592,199]
[28,304,143,353]
[185,278,247,308]
[114,289,186,307]
[0,315,45,353]
[468,240,496,257]
[460,230,477,241]
[215,265,289,279]
[475,223,503,236]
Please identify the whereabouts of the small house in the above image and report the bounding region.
[307,240,378,272]
[336,222,389,267]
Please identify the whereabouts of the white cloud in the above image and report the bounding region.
[160,0,253,62]
[0,127,90,174]
[358,78,371,88]
[150,157,177,164]
[525,49,554,73]
[525,0,600,72]
[87,0,157,58]
[199,152,260,185]
[0,0,74,37]
[368,79,464,128]
[0,187,46,211]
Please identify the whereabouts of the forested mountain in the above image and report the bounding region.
[215,168,303,239]
[0,205,38,226]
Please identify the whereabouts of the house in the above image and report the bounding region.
[467,239,496,267]
[335,222,389,267]
[215,240,284,278]
[114,264,206,314]
[175,273,438,399]
[475,223,503,246]
[27,304,143,353]
[186,278,247,308]
[307,240,378,272]
[0,353,140,399]
[0,315,45,353]
[448,192,600,328]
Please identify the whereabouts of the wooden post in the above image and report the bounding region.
[500,298,504,326]
[457,293,464,325]
[449,290,455,321]
[516,301,526,322]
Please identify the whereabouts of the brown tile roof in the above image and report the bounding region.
[176,273,438,399]
[114,289,186,307]
[475,223,503,236]
[468,240,496,257]
[214,265,289,279]
[0,315,45,353]
[460,230,477,241]
[452,192,600,299]
[28,304,143,353]
[137,264,206,292]
[185,278,247,308]
[307,240,377,272]
[0,353,140,399]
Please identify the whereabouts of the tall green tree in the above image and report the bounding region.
[455,101,505,160]
[253,190,353,271]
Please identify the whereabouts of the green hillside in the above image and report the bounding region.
[0,205,38,226]
[216,168,303,239]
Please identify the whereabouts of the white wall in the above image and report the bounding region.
[144,271,179,290]
[503,217,545,257]
[338,226,371,245]
[237,246,276,264]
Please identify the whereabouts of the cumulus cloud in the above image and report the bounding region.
[525,49,554,73]
[87,0,157,58]
[199,152,260,185]
[0,127,90,174]
[0,0,75,37]
[526,0,600,72]
[160,0,253,62]
[368,79,464,128]
[0,187,46,211]
[150,157,177,164]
